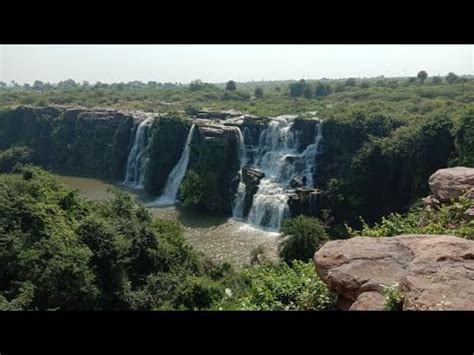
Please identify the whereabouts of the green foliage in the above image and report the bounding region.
[225,80,237,92]
[180,127,240,214]
[278,216,329,263]
[254,87,264,99]
[446,72,460,84]
[0,146,33,173]
[455,107,474,167]
[0,166,99,310]
[315,82,333,97]
[289,79,308,97]
[382,283,404,311]
[417,70,428,83]
[346,195,474,239]
[220,261,334,311]
[345,78,357,87]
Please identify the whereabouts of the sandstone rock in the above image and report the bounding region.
[349,292,386,310]
[422,195,440,208]
[429,167,474,202]
[314,234,474,310]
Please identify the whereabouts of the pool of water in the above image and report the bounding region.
[58,174,280,268]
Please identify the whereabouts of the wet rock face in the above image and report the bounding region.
[241,166,265,217]
[287,187,321,217]
[291,118,319,153]
[289,176,306,189]
[314,234,474,310]
[429,167,474,202]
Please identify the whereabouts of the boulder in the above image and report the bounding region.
[314,234,474,310]
[429,167,474,202]
[241,167,265,217]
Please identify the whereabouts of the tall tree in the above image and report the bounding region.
[446,72,460,84]
[417,70,428,83]
[225,80,237,92]
[254,87,263,99]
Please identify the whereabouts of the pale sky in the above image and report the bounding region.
[0,45,472,84]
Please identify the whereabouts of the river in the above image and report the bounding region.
[58,174,280,268]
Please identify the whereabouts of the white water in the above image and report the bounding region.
[151,124,196,206]
[231,127,247,219]
[244,116,323,231]
[123,117,154,188]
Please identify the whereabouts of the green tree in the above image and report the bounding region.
[303,86,313,98]
[254,87,264,99]
[225,80,237,92]
[289,79,306,97]
[446,72,460,84]
[278,216,329,263]
[189,80,203,91]
[315,82,333,97]
[417,70,428,83]
[345,78,357,87]
[431,76,442,84]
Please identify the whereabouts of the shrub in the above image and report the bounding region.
[0,146,33,173]
[278,216,329,263]
[382,283,404,311]
[225,261,334,311]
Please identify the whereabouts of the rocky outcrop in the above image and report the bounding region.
[314,234,474,310]
[289,176,306,188]
[241,166,265,217]
[194,109,243,120]
[287,187,321,217]
[429,167,474,202]
[182,123,242,214]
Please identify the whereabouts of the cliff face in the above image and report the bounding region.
[180,124,241,214]
[0,106,328,219]
[0,106,140,178]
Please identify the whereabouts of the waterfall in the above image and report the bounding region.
[152,124,196,206]
[244,116,323,231]
[298,119,323,188]
[123,117,154,188]
[231,127,247,219]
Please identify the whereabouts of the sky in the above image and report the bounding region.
[0,45,472,84]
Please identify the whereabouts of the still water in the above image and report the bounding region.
[58,175,279,268]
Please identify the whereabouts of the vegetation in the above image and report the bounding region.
[346,194,474,240]
[382,283,404,311]
[278,216,329,263]
[0,166,333,310]
[180,126,240,214]
[2,74,474,310]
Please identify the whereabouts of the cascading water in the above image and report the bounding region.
[231,127,247,219]
[152,124,196,206]
[243,116,323,231]
[123,117,154,188]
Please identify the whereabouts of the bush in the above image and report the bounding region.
[278,216,329,263]
[223,261,334,311]
[0,146,33,172]
[455,108,474,167]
